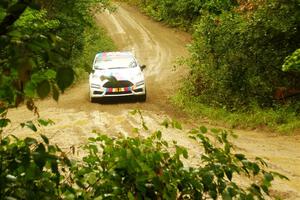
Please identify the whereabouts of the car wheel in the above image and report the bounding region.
[90,97,97,103]
[138,92,146,102]
[89,88,96,103]
[89,91,96,103]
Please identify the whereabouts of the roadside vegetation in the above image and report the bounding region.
[119,0,300,133]
[0,0,289,199]
[1,113,287,199]
[0,0,114,106]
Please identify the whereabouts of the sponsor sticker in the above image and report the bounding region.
[105,87,132,93]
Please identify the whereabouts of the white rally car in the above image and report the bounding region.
[89,51,146,102]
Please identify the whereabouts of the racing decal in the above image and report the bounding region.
[105,87,133,93]
[124,87,132,92]
[102,52,107,61]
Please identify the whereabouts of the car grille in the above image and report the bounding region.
[105,91,132,95]
[103,81,133,88]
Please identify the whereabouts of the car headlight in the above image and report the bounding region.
[135,80,144,87]
[91,83,101,89]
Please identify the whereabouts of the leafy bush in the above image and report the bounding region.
[118,0,300,130]
[0,0,113,107]
[0,103,288,199]
[172,93,300,133]
[118,0,237,30]
[283,48,300,72]
[0,122,287,199]
[0,135,71,199]
[188,0,300,110]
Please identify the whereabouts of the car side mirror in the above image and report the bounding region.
[140,65,146,71]
[91,69,95,74]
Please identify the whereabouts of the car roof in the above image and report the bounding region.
[95,51,135,61]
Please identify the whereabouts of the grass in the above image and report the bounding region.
[172,93,300,134]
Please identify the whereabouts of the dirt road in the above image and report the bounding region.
[6,3,300,199]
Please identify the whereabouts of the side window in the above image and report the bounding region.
[93,56,98,68]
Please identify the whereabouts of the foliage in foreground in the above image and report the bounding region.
[0,0,112,108]
[0,122,287,199]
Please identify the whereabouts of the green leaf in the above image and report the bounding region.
[270,171,289,180]
[21,121,37,132]
[155,130,162,140]
[24,82,36,98]
[161,119,169,128]
[127,192,135,200]
[211,128,220,134]
[56,67,74,92]
[264,172,274,182]
[38,118,54,126]
[40,134,49,144]
[200,126,207,133]
[182,148,188,159]
[0,118,10,128]
[225,169,233,181]
[142,122,149,130]
[234,154,245,161]
[202,171,213,186]
[172,119,182,130]
[132,127,139,134]
[6,174,17,182]
[86,172,97,185]
[250,184,262,195]
[33,143,46,170]
[7,30,22,38]
[252,163,260,175]
[0,107,6,115]
[52,84,59,101]
[24,137,37,145]
[37,80,50,99]
[45,69,56,79]
[261,184,269,194]
[51,160,59,174]
[130,109,138,115]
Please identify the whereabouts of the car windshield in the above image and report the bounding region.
[94,53,137,70]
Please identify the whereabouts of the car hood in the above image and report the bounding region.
[89,67,144,85]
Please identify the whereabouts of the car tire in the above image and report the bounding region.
[138,92,147,102]
[89,89,96,103]
[90,97,97,103]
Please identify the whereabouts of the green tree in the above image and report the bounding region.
[283,48,300,73]
[0,0,112,109]
[187,0,300,109]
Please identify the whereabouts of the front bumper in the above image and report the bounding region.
[90,84,146,98]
